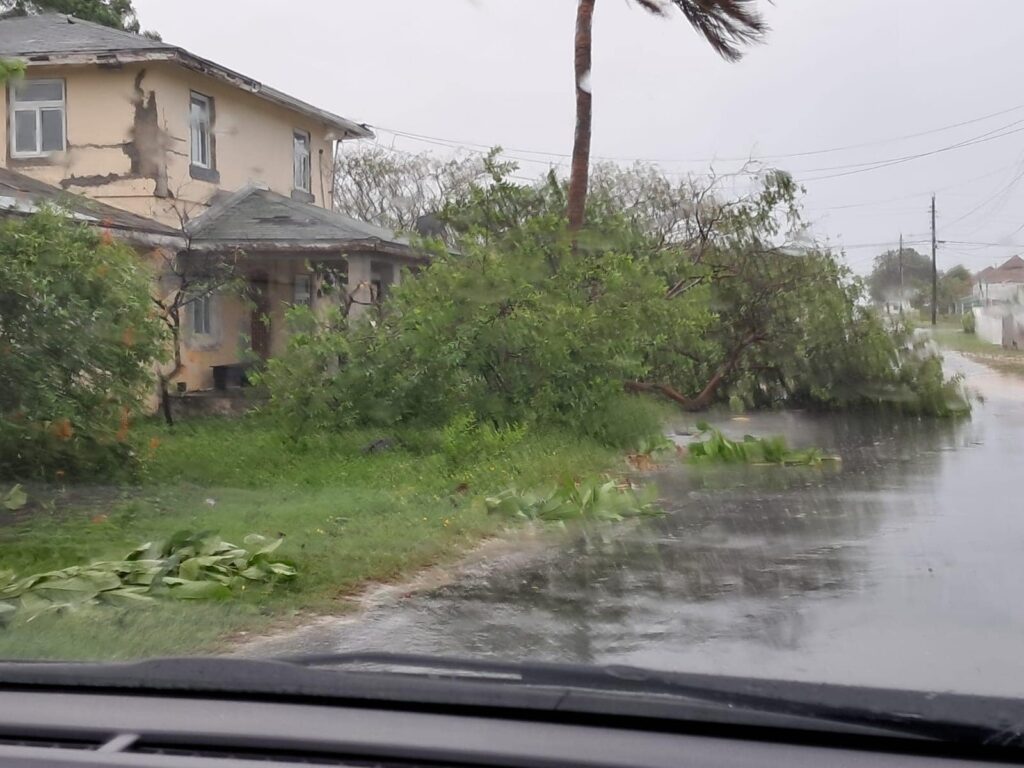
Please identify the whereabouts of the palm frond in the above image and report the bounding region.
[636,0,768,62]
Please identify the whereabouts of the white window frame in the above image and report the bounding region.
[191,294,213,336]
[9,78,66,158]
[190,91,213,169]
[293,129,311,193]
[293,274,312,307]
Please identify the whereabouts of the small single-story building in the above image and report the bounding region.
[0,167,425,393]
[178,183,425,380]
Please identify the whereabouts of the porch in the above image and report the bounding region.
[172,184,425,392]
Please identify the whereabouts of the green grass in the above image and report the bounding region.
[0,418,622,660]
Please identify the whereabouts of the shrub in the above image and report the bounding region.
[579,393,667,450]
[962,310,976,335]
[440,413,528,478]
[0,212,165,479]
[263,238,681,443]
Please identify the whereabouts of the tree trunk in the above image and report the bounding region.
[567,0,595,236]
[159,375,174,427]
[158,322,184,427]
[626,333,766,411]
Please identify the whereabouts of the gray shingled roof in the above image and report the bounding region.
[0,13,168,56]
[0,167,181,239]
[0,14,373,140]
[186,185,418,258]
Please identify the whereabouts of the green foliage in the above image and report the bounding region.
[485,477,660,524]
[893,349,969,417]
[0,530,295,622]
[264,214,680,441]
[938,265,972,314]
[868,247,932,305]
[962,310,976,335]
[0,58,25,83]
[686,423,836,466]
[263,158,966,438]
[583,394,670,450]
[0,212,166,480]
[0,416,620,658]
[440,413,528,478]
[253,306,352,438]
[1,0,141,31]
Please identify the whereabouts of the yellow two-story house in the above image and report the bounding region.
[1,13,421,392]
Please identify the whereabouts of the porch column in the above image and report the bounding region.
[347,252,374,320]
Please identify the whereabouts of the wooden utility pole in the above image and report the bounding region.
[898,233,904,316]
[931,195,938,326]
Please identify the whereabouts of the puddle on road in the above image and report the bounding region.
[243,354,1024,697]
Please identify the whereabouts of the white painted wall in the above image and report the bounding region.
[974,281,1024,304]
[973,305,1024,347]
[974,307,1004,345]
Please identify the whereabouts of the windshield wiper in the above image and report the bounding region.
[274,652,1024,748]
[0,653,1020,750]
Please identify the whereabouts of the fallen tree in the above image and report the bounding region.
[259,156,967,448]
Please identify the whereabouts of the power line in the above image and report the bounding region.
[805,164,1014,213]
[799,123,1024,183]
[941,150,1024,231]
[374,117,1024,191]
[369,100,1024,166]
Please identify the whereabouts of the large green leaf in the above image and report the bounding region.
[167,580,232,600]
[2,485,27,512]
[102,588,157,605]
[0,529,297,619]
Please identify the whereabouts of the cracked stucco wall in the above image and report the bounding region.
[4,61,338,391]
[4,61,335,226]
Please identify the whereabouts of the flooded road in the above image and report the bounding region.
[250,354,1024,696]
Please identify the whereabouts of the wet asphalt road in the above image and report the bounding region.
[248,354,1024,696]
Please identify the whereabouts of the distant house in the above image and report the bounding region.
[0,13,423,392]
[972,256,1024,348]
[973,255,1024,305]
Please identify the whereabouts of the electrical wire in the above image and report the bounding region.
[369,100,1024,166]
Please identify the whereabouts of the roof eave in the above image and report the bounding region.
[17,49,374,141]
[0,204,184,248]
[188,238,425,261]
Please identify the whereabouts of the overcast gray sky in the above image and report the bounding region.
[133,0,1024,275]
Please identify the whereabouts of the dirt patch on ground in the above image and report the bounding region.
[961,351,1024,376]
[229,522,568,656]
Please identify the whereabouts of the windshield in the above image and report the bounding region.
[1,0,1022,708]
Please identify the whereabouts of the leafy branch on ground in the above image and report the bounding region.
[485,477,661,524]
[2,485,26,511]
[686,423,839,466]
[0,530,296,623]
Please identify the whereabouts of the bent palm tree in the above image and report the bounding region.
[567,0,768,235]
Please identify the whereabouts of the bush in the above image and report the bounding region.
[440,413,528,478]
[0,212,165,479]
[579,393,667,449]
[263,239,682,443]
[962,310,976,335]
